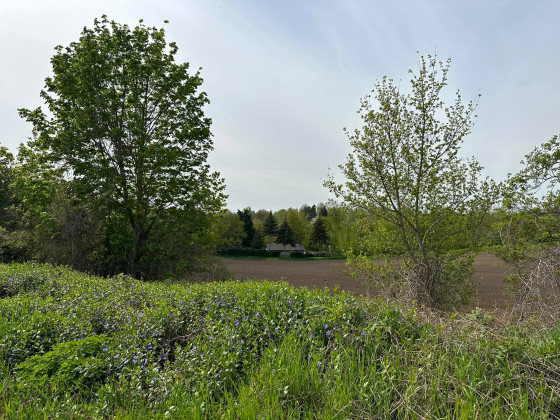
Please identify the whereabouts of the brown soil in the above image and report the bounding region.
[222,253,510,311]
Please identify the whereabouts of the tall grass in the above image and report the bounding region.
[0,263,559,418]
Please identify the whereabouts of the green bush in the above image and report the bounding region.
[218,248,281,257]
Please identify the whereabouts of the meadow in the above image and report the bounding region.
[1,263,559,419]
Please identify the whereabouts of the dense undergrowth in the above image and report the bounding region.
[0,263,559,419]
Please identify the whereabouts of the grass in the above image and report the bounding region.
[0,262,559,418]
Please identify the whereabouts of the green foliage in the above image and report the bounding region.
[218,248,281,257]
[285,208,309,246]
[497,135,560,317]
[1,263,559,418]
[309,216,329,251]
[276,217,296,248]
[212,211,245,250]
[0,145,32,263]
[18,16,225,279]
[237,208,255,248]
[250,229,264,249]
[326,55,497,309]
[301,204,317,221]
[262,210,278,244]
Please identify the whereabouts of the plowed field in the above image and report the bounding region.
[222,253,509,310]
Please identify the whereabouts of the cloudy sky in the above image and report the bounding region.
[1,1,559,211]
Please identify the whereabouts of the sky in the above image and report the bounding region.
[1,1,559,211]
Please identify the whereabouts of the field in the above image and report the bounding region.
[223,252,509,310]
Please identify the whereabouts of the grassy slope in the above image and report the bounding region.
[0,263,559,419]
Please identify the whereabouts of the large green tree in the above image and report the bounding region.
[19,16,225,278]
[276,217,295,251]
[309,216,329,251]
[262,210,278,245]
[237,208,255,248]
[326,56,497,309]
[285,208,310,246]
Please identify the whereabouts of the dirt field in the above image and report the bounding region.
[222,253,510,310]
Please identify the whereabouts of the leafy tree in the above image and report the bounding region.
[325,55,497,310]
[237,208,255,248]
[262,211,278,244]
[498,135,560,316]
[0,146,15,228]
[276,217,295,251]
[309,216,329,251]
[19,16,225,278]
[301,204,317,221]
[212,211,245,250]
[250,230,265,249]
[0,146,33,263]
[252,209,270,225]
[285,208,309,246]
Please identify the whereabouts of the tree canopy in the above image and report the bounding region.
[262,211,278,244]
[326,55,497,309]
[276,217,295,249]
[309,216,329,251]
[18,16,225,278]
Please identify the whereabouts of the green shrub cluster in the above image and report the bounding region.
[1,263,559,418]
[217,248,281,257]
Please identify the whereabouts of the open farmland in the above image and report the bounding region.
[223,253,509,310]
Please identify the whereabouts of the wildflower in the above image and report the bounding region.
[326,330,332,337]
[361,331,366,336]
[324,324,328,329]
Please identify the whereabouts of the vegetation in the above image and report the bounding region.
[497,135,560,318]
[325,56,498,310]
[276,217,296,250]
[1,263,559,418]
[237,208,256,248]
[262,211,278,245]
[4,17,225,280]
[0,13,559,417]
[309,216,329,251]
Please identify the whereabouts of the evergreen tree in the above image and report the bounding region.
[309,216,329,251]
[276,217,295,251]
[250,230,265,249]
[302,204,317,221]
[262,211,278,244]
[237,208,255,247]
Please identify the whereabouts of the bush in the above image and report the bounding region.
[289,252,312,258]
[218,248,281,257]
